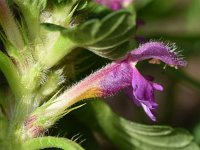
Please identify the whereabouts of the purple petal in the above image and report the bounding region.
[95,0,132,10]
[152,83,163,91]
[131,67,163,121]
[100,62,133,95]
[130,42,187,67]
[95,0,121,10]
[141,103,156,121]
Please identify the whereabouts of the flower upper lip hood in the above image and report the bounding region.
[128,42,187,67]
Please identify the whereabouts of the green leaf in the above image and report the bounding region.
[63,10,136,59]
[43,10,136,60]
[74,100,200,150]
[23,136,84,150]
[88,40,137,60]
[193,123,200,145]
[49,114,102,150]
[73,1,112,21]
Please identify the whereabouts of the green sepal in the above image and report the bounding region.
[34,70,65,106]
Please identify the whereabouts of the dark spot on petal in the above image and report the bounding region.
[133,84,138,91]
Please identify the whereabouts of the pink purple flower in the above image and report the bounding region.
[99,42,186,120]
[97,42,186,121]
[48,42,186,122]
[25,41,187,138]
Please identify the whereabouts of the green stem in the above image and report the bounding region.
[41,35,77,68]
[0,51,22,99]
[23,136,84,150]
